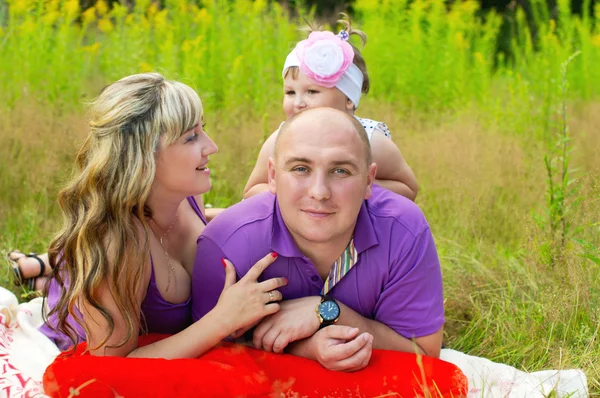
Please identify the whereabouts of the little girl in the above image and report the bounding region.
[244,17,418,200]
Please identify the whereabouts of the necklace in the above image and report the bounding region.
[149,214,179,292]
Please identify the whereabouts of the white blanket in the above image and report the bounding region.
[0,287,589,397]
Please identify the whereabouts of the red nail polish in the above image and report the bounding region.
[221,258,227,268]
[271,252,278,258]
[284,277,289,284]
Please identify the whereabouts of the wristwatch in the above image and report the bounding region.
[316,295,340,329]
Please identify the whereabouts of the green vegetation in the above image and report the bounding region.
[0,0,598,394]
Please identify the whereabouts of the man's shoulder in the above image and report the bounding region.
[366,185,430,238]
[201,192,276,245]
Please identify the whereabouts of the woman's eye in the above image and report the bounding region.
[185,133,198,143]
[202,122,207,129]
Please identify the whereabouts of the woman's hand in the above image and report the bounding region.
[216,252,287,335]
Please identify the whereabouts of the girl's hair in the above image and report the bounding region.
[284,13,370,94]
[44,73,202,351]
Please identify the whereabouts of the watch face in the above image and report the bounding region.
[319,300,340,322]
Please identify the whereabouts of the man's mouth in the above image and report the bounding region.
[302,209,333,219]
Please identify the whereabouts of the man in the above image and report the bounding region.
[192,107,444,371]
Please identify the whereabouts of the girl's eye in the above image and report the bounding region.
[307,89,319,94]
[285,90,295,95]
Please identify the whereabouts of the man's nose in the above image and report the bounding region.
[308,173,330,201]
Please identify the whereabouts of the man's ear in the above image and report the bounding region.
[267,157,277,194]
[364,163,377,199]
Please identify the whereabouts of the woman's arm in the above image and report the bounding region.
[243,132,278,199]
[81,251,286,358]
[370,132,419,201]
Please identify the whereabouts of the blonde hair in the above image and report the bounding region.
[45,73,202,350]
[284,13,370,94]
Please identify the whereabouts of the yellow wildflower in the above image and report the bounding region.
[474,52,484,65]
[42,10,60,26]
[232,55,244,72]
[81,42,101,55]
[9,0,34,16]
[194,8,212,25]
[125,14,134,25]
[454,31,469,50]
[182,39,191,53]
[19,18,36,35]
[111,3,128,19]
[460,0,479,15]
[82,7,97,25]
[591,35,600,48]
[154,9,169,29]
[147,2,159,19]
[98,18,114,34]
[139,62,154,72]
[96,0,109,16]
[177,0,189,15]
[63,0,79,20]
[46,0,60,13]
[253,0,266,14]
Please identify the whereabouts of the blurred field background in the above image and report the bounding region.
[0,0,599,393]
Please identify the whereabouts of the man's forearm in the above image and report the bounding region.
[284,297,442,359]
[336,302,425,354]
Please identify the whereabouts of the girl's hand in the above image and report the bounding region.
[216,252,287,335]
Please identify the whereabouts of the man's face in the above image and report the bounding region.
[268,114,376,247]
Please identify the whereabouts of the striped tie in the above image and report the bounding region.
[321,238,358,295]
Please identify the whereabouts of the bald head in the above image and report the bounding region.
[275,108,372,166]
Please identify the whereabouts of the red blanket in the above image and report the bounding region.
[43,334,467,397]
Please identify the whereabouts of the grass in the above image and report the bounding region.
[0,0,599,395]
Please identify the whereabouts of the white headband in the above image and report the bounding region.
[282,31,365,108]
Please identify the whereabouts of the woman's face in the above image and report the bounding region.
[153,120,218,198]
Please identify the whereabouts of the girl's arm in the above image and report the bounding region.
[370,132,418,201]
[243,131,278,199]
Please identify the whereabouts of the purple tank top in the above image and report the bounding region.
[40,197,207,351]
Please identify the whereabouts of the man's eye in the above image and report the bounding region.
[292,166,308,173]
[333,168,349,176]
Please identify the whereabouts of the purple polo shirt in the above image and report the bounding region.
[192,185,444,338]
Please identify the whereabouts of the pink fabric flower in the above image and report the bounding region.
[295,31,355,88]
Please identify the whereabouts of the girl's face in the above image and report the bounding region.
[282,70,354,119]
[153,119,218,198]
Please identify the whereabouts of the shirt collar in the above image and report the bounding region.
[271,197,379,257]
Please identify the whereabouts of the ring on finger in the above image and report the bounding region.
[268,291,275,302]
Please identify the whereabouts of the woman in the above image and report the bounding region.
[38,72,286,358]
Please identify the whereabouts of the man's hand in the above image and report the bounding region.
[252,296,321,353]
[306,325,373,372]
